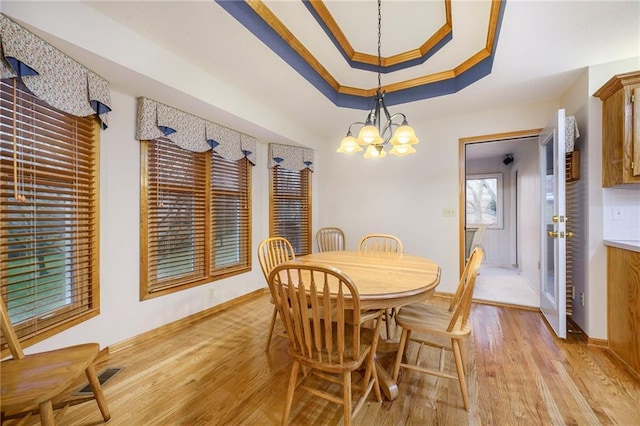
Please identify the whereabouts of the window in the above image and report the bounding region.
[140,140,251,299]
[0,79,100,347]
[270,167,312,256]
[465,173,503,229]
[211,152,251,275]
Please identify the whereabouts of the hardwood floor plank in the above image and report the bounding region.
[12,293,639,426]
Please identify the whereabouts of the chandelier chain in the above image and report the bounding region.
[377,0,381,93]
[336,0,418,158]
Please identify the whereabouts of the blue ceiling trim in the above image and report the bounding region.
[301,0,452,74]
[216,0,507,111]
[216,0,342,106]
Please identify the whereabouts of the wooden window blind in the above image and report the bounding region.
[141,140,208,295]
[270,167,312,256]
[211,153,251,277]
[141,140,251,299]
[0,78,100,349]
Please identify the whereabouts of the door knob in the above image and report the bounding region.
[566,231,574,238]
[548,231,558,237]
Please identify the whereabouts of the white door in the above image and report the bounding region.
[539,109,567,339]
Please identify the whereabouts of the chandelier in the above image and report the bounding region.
[337,0,419,159]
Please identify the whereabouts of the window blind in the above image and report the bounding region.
[141,140,251,298]
[0,78,99,347]
[270,167,311,256]
[142,139,207,293]
[211,153,251,276]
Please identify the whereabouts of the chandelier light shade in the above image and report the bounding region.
[336,133,363,154]
[336,0,419,159]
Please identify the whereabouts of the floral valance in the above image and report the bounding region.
[268,143,314,171]
[135,97,256,164]
[0,14,112,129]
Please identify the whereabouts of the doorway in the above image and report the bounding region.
[458,130,541,308]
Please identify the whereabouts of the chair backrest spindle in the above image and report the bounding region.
[316,227,346,252]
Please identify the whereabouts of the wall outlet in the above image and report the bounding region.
[612,207,624,221]
[208,288,215,300]
[580,292,585,307]
[442,208,456,217]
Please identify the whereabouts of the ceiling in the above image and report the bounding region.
[19,1,640,145]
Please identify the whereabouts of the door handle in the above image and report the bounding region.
[566,231,574,238]
[548,231,558,238]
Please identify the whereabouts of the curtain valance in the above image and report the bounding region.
[0,14,112,129]
[135,97,256,164]
[268,143,314,171]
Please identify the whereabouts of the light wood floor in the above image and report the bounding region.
[11,292,640,425]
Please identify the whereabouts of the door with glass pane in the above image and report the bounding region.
[539,109,567,339]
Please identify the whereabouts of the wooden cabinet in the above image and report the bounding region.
[607,246,640,376]
[594,71,640,187]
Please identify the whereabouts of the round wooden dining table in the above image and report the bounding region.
[288,250,441,400]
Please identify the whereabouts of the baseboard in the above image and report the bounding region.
[108,288,269,353]
[566,317,609,346]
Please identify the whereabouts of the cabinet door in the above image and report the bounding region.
[633,86,640,177]
[607,247,640,375]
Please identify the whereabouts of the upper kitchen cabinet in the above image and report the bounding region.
[594,71,640,187]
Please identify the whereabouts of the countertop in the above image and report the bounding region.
[604,240,640,253]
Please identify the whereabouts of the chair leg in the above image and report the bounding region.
[452,339,470,411]
[38,400,55,426]
[370,354,382,402]
[459,336,469,375]
[392,328,409,381]
[343,371,352,426]
[85,363,111,422]
[266,305,278,351]
[282,361,300,426]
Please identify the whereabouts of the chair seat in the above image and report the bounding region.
[1,343,100,411]
[396,303,471,338]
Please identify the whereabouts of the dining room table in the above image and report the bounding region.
[287,250,441,400]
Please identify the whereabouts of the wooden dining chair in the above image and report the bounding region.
[392,247,484,411]
[0,297,111,425]
[358,233,404,338]
[258,236,296,351]
[316,227,346,252]
[357,233,403,254]
[269,263,383,426]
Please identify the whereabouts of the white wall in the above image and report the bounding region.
[320,101,559,295]
[466,157,512,266]
[512,140,540,295]
[2,2,326,354]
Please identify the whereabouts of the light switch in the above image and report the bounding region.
[442,208,456,217]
